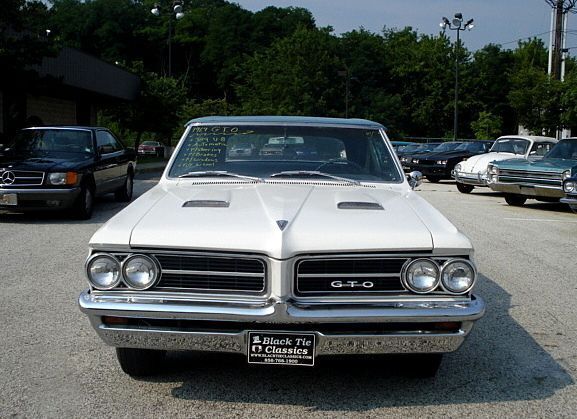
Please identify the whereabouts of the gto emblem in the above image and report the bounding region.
[1,171,16,185]
[330,280,374,289]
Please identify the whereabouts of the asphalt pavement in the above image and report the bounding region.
[1,175,576,417]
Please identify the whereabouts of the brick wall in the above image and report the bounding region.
[27,95,77,125]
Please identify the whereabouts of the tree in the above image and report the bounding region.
[236,27,342,116]
[471,112,502,139]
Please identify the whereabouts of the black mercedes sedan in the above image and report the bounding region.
[405,141,493,182]
[0,126,136,219]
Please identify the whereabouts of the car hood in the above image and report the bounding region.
[0,154,93,171]
[91,182,472,259]
[495,157,577,172]
[417,150,479,161]
[460,152,524,173]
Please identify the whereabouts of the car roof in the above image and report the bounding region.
[21,126,105,131]
[186,116,385,129]
[496,135,557,143]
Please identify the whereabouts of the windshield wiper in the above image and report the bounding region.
[269,170,360,185]
[178,171,262,182]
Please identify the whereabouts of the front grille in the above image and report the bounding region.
[416,159,436,166]
[295,257,408,296]
[498,169,563,186]
[153,253,266,294]
[0,170,44,186]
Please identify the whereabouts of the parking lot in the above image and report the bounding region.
[1,174,576,417]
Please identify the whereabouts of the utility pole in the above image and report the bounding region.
[546,0,577,80]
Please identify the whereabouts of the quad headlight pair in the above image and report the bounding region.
[85,253,160,290]
[565,179,577,193]
[401,258,476,295]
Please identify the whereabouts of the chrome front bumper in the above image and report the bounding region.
[452,170,487,186]
[487,181,564,198]
[79,290,485,355]
[561,196,577,207]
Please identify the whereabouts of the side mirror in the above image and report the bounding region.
[407,171,423,189]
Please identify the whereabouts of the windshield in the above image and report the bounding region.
[432,142,462,153]
[169,125,402,183]
[141,141,159,146]
[10,129,94,157]
[545,139,577,160]
[455,142,489,152]
[490,138,530,155]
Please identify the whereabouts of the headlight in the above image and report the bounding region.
[413,159,419,164]
[488,165,499,175]
[401,157,407,163]
[48,172,78,185]
[86,254,121,290]
[402,259,440,294]
[562,170,572,180]
[564,180,576,193]
[121,254,159,290]
[454,163,462,172]
[436,160,448,165]
[440,259,476,294]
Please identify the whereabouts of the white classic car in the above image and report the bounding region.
[452,135,557,193]
[79,116,485,377]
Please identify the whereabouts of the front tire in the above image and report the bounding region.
[504,194,527,206]
[116,348,165,377]
[456,182,474,194]
[115,172,134,202]
[72,184,94,220]
[406,353,443,378]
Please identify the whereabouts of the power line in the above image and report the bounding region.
[498,30,552,46]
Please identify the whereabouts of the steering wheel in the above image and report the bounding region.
[315,158,365,173]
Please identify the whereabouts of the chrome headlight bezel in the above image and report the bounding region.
[564,180,576,193]
[121,254,160,290]
[436,160,448,165]
[85,253,122,290]
[401,258,441,294]
[562,170,572,180]
[440,258,477,295]
[488,165,498,175]
[454,163,462,172]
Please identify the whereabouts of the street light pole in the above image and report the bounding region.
[151,1,185,78]
[440,13,474,141]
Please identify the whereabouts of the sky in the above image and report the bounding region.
[235,0,571,51]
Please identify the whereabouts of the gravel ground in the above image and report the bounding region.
[1,176,576,418]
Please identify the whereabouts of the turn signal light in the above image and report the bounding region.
[66,171,78,185]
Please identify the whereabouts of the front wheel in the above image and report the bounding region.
[116,348,166,377]
[115,172,134,202]
[456,182,474,194]
[405,353,443,378]
[504,194,527,206]
[72,184,94,220]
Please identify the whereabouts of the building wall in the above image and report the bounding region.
[26,95,77,125]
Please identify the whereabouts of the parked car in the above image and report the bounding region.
[406,141,493,183]
[486,137,577,206]
[452,135,557,193]
[398,143,442,171]
[561,174,577,212]
[79,116,485,377]
[391,141,415,154]
[228,142,255,158]
[138,141,164,158]
[0,126,136,219]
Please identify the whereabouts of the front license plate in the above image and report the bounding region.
[247,332,316,366]
[0,193,17,206]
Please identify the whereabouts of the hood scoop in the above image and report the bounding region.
[182,200,230,208]
[337,201,384,210]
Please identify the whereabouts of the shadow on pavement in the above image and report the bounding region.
[137,274,573,410]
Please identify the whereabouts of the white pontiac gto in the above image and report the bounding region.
[79,116,485,377]
[452,135,557,193]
